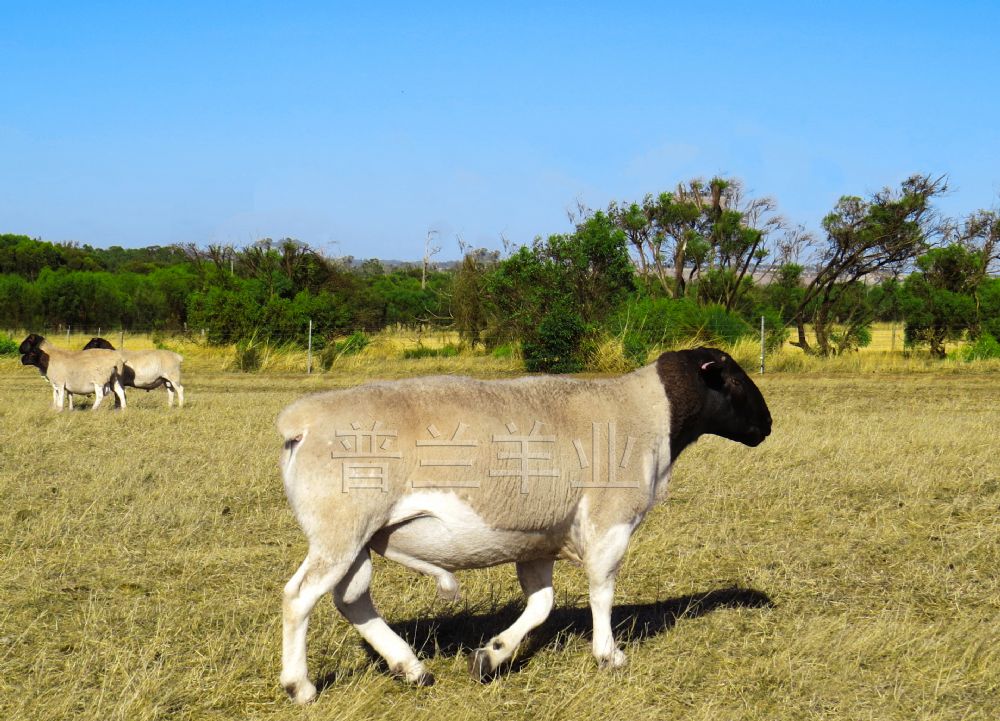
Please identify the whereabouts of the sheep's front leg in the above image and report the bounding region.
[585,524,633,669]
[469,558,554,680]
[52,384,65,411]
[334,548,432,686]
[281,553,353,704]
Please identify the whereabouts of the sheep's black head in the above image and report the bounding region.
[694,348,771,446]
[20,347,49,374]
[658,347,772,458]
[19,333,45,355]
[83,337,115,350]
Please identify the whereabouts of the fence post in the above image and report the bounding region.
[759,316,765,374]
[307,319,313,374]
[67,325,71,343]
[120,329,125,349]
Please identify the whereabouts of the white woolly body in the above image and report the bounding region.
[122,349,184,407]
[32,339,126,410]
[272,360,740,702]
[278,363,673,555]
[86,347,184,407]
[275,350,769,701]
[119,349,183,389]
[374,490,562,569]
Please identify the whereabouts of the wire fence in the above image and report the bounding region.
[1,325,207,349]
[4,320,772,374]
[4,317,992,374]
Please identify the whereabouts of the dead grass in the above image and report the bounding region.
[0,354,997,720]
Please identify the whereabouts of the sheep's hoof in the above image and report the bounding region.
[412,669,435,687]
[597,649,628,670]
[282,679,317,704]
[394,662,434,686]
[468,648,499,682]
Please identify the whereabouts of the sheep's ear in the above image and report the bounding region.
[698,360,724,388]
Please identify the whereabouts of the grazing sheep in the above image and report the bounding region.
[275,347,772,702]
[19,334,126,411]
[83,337,185,408]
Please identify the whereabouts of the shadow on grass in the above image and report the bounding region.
[317,586,772,687]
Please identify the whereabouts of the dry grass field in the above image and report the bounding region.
[0,348,997,720]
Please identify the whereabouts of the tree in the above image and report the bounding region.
[789,174,947,356]
[649,183,703,297]
[451,248,499,346]
[606,199,655,291]
[758,263,805,323]
[704,181,785,312]
[422,230,441,290]
[609,187,700,297]
[950,208,1000,327]
[610,178,789,309]
[902,244,980,357]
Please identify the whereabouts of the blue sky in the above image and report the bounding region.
[2,1,998,259]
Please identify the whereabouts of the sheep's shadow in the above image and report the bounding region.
[321,586,772,687]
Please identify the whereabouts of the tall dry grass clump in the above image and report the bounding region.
[586,335,640,374]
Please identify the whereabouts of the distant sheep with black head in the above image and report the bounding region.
[19,334,126,411]
[83,337,185,408]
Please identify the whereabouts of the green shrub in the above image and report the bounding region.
[961,333,1000,361]
[319,332,370,369]
[491,343,515,359]
[699,305,754,345]
[755,307,790,353]
[338,332,370,355]
[829,324,873,353]
[523,303,586,373]
[0,333,19,356]
[234,337,263,372]
[402,344,461,359]
[622,331,651,366]
[608,297,754,350]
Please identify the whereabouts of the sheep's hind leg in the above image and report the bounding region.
[281,553,354,704]
[334,548,434,686]
[112,378,126,409]
[164,379,184,407]
[468,558,554,681]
